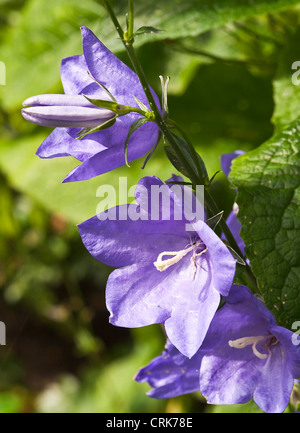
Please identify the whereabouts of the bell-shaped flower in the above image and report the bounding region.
[21,26,160,182]
[78,175,236,358]
[135,285,300,413]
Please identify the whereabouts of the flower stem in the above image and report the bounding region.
[102,0,258,294]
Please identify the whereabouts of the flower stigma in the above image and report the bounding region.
[153,240,207,278]
[228,334,279,360]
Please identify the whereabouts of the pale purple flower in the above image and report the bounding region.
[136,284,300,413]
[78,175,236,358]
[21,26,160,182]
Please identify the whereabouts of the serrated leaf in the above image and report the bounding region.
[230,119,300,327]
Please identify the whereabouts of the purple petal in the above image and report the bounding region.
[22,105,113,127]
[271,325,300,378]
[221,150,245,178]
[193,220,236,297]
[106,252,223,357]
[62,119,159,182]
[36,127,106,161]
[78,205,186,268]
[106,262,173,327]
[81,27,161,110]
[164,281,221,358]
[200,351,261,405]
[135,341,202,399]
[22,94,94,108]
[253,343,294,413]
[61,54,92,95]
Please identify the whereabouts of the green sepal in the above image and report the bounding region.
[226,244,246,266]
[205,211,224,231]
[124,117,149,167]
[83,95,119,112]
[76,117,117,139]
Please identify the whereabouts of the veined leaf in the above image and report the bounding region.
[230,119,300,327]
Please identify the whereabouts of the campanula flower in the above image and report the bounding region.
[78,175,236,357]
[136,285,300,413]
[21,26,160,182]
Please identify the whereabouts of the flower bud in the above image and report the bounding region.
[22,94,115,127]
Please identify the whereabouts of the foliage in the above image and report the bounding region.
[0,0,300,413]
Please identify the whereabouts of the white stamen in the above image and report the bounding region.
[228,335,270,360]
[154,241,208,274]
[154,245,195,272]
[190,248,208,280]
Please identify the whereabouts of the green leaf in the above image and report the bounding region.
[272,26,300,129]
[164,145,190,178]
[133,26,165,37]
[230,119,300,327]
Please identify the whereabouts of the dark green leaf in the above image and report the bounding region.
[272,26,300,129]
[164,145,190,178]
[230,119,300,327]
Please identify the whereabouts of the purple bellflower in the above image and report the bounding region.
[135,285,300,413]
[78,175,236,358]
[21,26,160,182]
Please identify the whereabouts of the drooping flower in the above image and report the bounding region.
[135,284,300,413]
[135,339,203,399]
[21,26,160,182]
[78,175,236,358]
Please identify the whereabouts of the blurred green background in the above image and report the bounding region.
[0,0,299,413]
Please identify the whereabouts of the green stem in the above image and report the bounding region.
[102,1,200,185]
[102,0,258,294]
[204,192,258,293]
[125,0,134,43]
